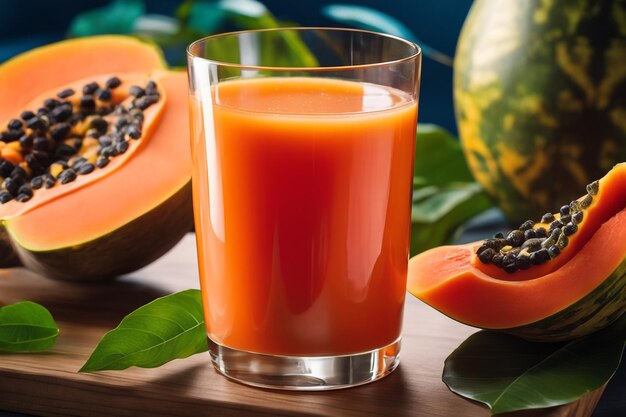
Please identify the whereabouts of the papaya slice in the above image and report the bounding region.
[0,36,165,123]
[0,37,191,281]
[408,163,626,341]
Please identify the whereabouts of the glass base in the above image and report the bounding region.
[208,337,401,391]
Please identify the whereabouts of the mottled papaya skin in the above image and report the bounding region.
[455,0,626,223]
[0,183,192,281]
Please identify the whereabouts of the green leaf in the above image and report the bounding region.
[414,124,474,185]
[410,124,493,255]
[0,301,59,353]
[443,315,626,414]
[321,4,453,66]
[80,290,207,372]
[411,183,492,255]
[68,0,145,37]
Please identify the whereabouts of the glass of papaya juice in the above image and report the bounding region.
[187,28,421,390]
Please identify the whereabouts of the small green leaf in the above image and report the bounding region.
[443,315,626,414]
[414,124,474,185]
[321,4,453,66]
[410,124,493,255]
[411,183,492,255]
[80,289,207,372]
[68,0,145,37]
[0,301,59,353]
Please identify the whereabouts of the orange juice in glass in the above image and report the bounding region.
[187,28,421,390]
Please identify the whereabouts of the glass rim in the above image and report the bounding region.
[186,27,421,71]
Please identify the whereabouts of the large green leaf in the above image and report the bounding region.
[0,301,59,353]
[414,124,475,185]
[411,183,492,254]
[68,0,145,37]
[443,314,626,414]
[410,124,493,255]
[321,4,453,66]
[80,290,207,372]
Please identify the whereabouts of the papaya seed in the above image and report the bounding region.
[586,180,599,196]
[548,245,561,259]
[0,191,12,203]
[57,88,75,99]
[572,211,583,225]
[105,76,121,89]
[506,230,525,247]
[563,222,577,236]
[580,194,593,208]
[477,248,496,264]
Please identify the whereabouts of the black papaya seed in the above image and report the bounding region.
[20,110,35,121]
[44,98,60,110]
[30,175,44,189]
[534,227,548,238]
[521,238,543,251]
[129,85,145,97]
[82,82,99,95]
[492,254,504,268]
[540,212,554,223]
[563,222,577,236]
[523,229,536,240]
[0,191,12,204]
[548,220,563,232]
[516,254,531,270]
[57,88,75,99]
[548,245,561,259]
[95,156,110,168]
[95,88,112,101]
[530,248,550,265]
[586,180,599,196]
[43,174,56,188]
[77,162,95,175]
[17,184,32,197]
[477,248,495,264]
[572,211,583,225]
[58,168,77,184]
[16,193,31,202]
[519,220,534,231]
[8,118,23,130]
[506,230,524,247]
[105,76,121,89]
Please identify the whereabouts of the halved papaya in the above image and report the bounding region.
[408,163,626,341]
[0,37,192,280]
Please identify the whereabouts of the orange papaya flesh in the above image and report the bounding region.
[408,163,626,341]
[0,36,165,123]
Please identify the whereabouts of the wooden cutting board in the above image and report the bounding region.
[0,235,606,417]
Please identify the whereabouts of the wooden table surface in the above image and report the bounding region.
[0,234,608,417]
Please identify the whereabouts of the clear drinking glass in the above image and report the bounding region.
[187,28,421,390]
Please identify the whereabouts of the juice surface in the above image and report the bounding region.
[191,77,418,355]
